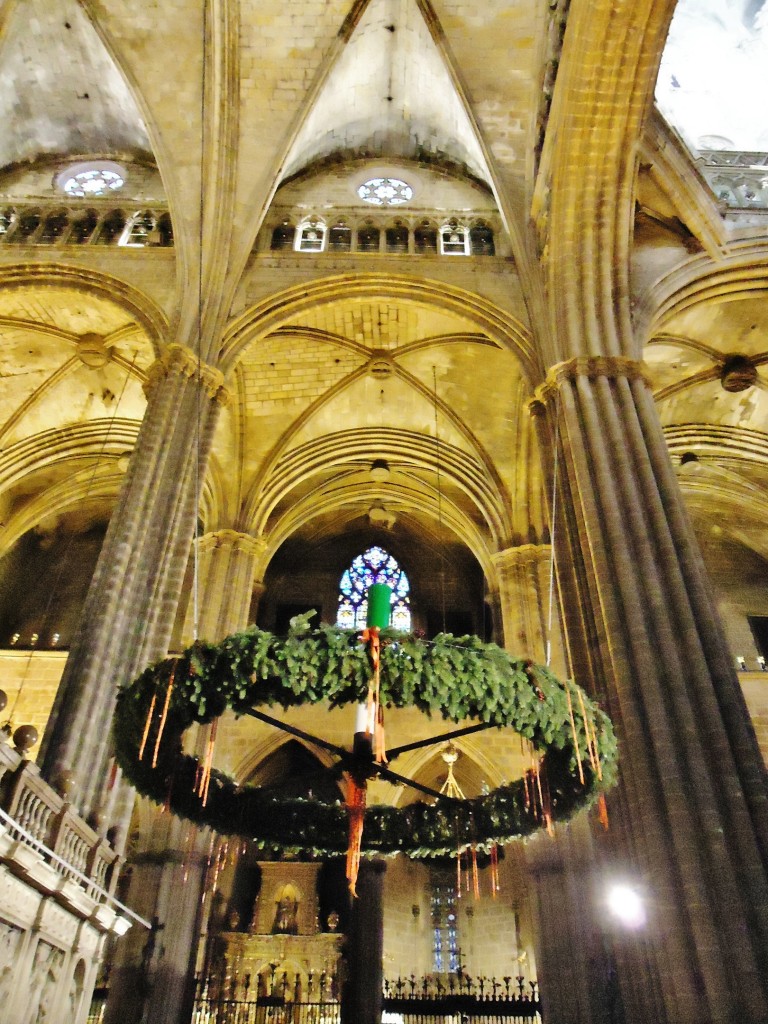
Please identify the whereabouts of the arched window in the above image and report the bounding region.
[469,220,495,255]
[271,222,295,250]
[120,211,156,246]
[39,211,68,244]
[13,210,42,242]
[357,221,380,253]
[156,213,174,246]
[336,545,411,631]
[440,221,469,255]
[0,208,17,240]
[295,219,325,252]
[328,222,352,252]
[414,220,437,254]
[69,210,98,244]
[95,210,125,245]
[385,221,409,253]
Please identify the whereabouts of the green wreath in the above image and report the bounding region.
[113,617,617,858]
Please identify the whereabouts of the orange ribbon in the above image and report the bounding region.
[345,775,367,896]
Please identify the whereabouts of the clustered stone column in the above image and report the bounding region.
[532,356,768,1023]
[492,543,564,673]
[493,542,599,1021]
[39,344,229,822]
[104,521,264,1024]
[524,817,619,1024]
[177,529,264,646]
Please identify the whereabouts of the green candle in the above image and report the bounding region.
[366,583,392,629]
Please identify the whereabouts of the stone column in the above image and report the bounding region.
[342,859,386,1024]
[532,357,768,1023]
[493,542,601,1022]
[525,818,604,1024]
[39,344,229,820]
[103,814,211,1024]
[492,543,564,673]
[177,529,264,645]
[107,522,263,1024]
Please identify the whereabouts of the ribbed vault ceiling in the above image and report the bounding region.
[1,0,768,604]
[0,0,150,168]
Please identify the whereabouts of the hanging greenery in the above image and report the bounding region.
[113,616,617,858]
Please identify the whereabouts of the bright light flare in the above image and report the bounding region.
[607,884,646,929]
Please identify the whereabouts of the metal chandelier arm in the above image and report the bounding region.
[243,706,350,758]
[385,721,496,760]
[371,764,460,802]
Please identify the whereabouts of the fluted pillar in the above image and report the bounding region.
[177,529,264,645]
[103,814,211,1024]
[39,344,229,821]
[525,817,613,1024]
[107,524,262,1024]
[492,543,565,673]
[532,357,768,1023]
[493,542,600,1022]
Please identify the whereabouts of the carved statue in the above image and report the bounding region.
[271,886,299,934]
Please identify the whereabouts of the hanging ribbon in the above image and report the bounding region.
[540,763,554,837]
[490,843,500,897]
[197,717,219,807]
[152,660,178,768]
[598,793,610,830]
[345,774,367,896]
[564,682,585,785]
[576,687,602,780]
[138,693,157,762]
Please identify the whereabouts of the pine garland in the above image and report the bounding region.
[113,615,617,857]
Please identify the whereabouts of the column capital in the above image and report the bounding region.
[196,529,265,557]
[143,343,231,405]
[492,543,552,575]
[528,355,650,413]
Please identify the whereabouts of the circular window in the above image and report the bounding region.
[57,161,126,198]
[357,177,413,206]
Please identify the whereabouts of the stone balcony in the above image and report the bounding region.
[0,737,146,1024]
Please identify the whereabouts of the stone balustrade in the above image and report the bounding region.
[698,149,768,210]
[0,739,143,1024]
[0,201,173,247]
[0,740,125,922]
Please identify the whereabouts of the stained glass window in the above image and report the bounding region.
[430,878,460,974]
[56,161,127,207]
[357,177,413,206]
[336,545,411,631]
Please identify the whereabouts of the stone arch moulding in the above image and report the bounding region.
[0,468,126,558]
[247,436,505,577]
[233,733,341,792]
[0,421,140,493]
[220,273,537,380]
[258,479,496,584]
[251,428,506,533]
[388,740,506,809]
[637,246,768,344]
[0,263,169,356]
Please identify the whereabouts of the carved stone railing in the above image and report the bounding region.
[0,740,135,931]
[697,150,768,210]
[256,204,503,257]
[0,200,173,247]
